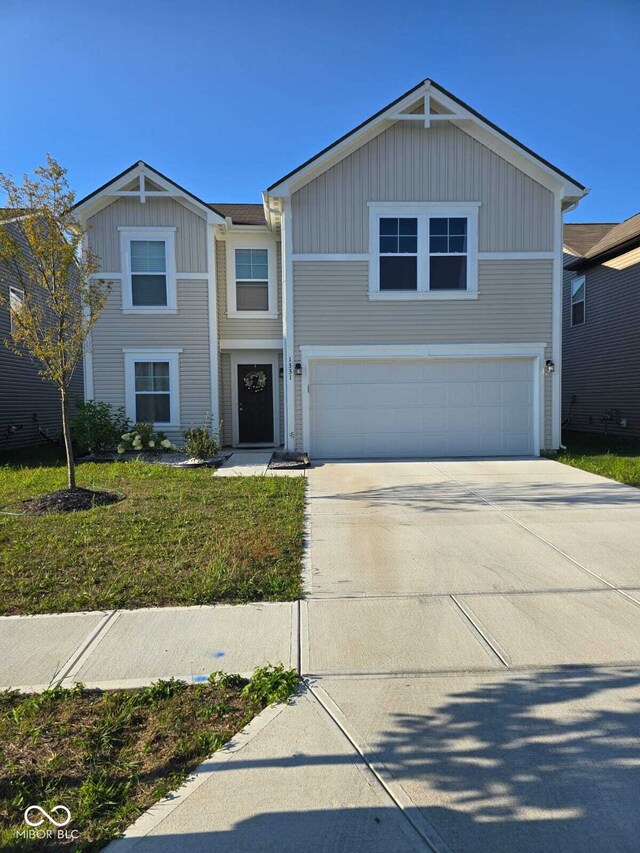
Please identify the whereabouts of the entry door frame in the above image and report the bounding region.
[299,343,547,457]
[231,350,280,447]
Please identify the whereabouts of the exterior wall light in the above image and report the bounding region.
[545,359,555,375]
[294,362,303,376]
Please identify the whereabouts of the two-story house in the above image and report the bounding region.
[563,213,640,436]
[74,79,587,459]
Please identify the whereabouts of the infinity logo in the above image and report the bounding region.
[24,805,71,828]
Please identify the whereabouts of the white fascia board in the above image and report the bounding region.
[266,81,586,202]
[266,85,430,198]
[430,87,586,199]
[74,162,225,225]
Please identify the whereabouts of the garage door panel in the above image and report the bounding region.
[308,358,535,459]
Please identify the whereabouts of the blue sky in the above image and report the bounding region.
[1,0,638,222]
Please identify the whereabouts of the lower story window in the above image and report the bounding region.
[124,349,180,426]
[135,361,170,423]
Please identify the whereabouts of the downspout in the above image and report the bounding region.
[280,199,296,451]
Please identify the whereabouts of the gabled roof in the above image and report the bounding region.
[566,212,640,270]
[73,161,226,224]
[209,203,266,226]
[266,78,587,200]
[563,222,616,257]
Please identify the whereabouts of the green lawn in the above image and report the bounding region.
[0,448,305,616]
[0,666,298,851]
[558,430,640,488]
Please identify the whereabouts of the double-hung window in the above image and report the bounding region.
[124,349,181,427]
[226,236,277,318]
[120,228,177,312]
[379,218,418,290]
[429,217,467,290]
[369,204,479,298]
[235,248,269,310]
[571,275,585,326]
[9,285,25,333]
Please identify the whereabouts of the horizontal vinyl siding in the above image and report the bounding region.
[88,197,207,273]
[216,239,283,339]
[219,352,233,446]
[91,279,211,443]
[293,259,553,450]
[291,120,554,254]
[562,260,640,437]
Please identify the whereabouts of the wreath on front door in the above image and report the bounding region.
[243,370,267,393]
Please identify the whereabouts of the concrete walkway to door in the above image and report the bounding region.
[109,456,640,852]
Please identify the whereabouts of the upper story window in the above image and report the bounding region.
[119,227,177,313]
[369,203,479,300]
[379,218,418,290]
[429,218,467,290]
[226,234,278,319]
[235,248,269,310]
[9,285,25,333]
[571,275,585,326]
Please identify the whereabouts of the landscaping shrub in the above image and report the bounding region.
[117,423,177,454]
[72,400,130,454]
[183,418,221,460]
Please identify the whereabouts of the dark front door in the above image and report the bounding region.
[237,363,274,444]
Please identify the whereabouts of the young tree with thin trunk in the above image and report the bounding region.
[0,155,109,490]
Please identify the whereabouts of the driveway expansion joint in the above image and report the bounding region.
[309,684,450,853]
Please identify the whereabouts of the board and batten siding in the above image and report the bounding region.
[562,258,640,437]
[293,259,554,449]
[291,120,554,254]
[88,197,207,273]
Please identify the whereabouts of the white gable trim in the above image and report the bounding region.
[74,162,226,226]
[266,81,586,202]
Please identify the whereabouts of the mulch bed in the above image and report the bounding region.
[22,487,123,515]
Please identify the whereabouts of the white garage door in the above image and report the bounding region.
[308,358,535,459]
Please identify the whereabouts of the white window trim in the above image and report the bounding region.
[570,274,586,327]
[368,202,479,299]
[123,347,182,428]
[119,227,177,313]
[9,285,25,333]
[225,232,278,319]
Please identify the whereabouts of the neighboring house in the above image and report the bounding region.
[563,213,640,436]
[74,78,586,459]
[0,212,83,449]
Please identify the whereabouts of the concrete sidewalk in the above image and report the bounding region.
[0,602,297,692]
[10,457,640,851]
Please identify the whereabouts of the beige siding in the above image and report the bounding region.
[91,279,211,443]
[291,120,554,254]
[88,197,207,273]
[216,239,283,339]
[293,259,554,449]
[219,352,233,445]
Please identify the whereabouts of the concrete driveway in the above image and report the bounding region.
[301,458,640,851]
